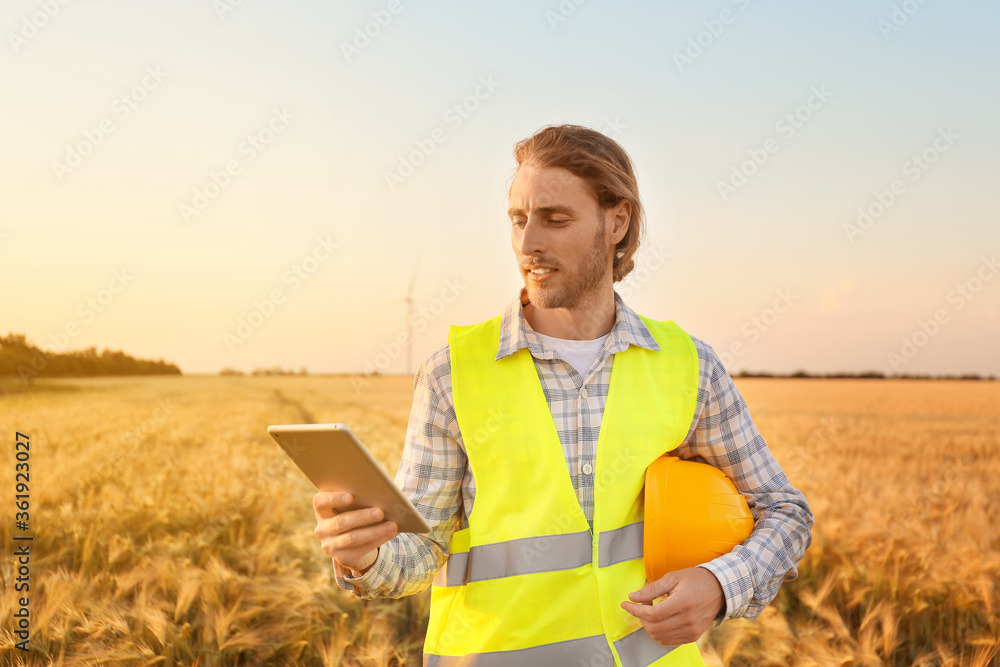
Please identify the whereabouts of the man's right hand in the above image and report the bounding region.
[313,491,398,574]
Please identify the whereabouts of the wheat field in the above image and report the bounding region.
[1,375,998,666]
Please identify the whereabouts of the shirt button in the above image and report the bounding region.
[580,387,589,398]
[582,462,593,475]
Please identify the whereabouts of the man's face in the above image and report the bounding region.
[507,165,611,310]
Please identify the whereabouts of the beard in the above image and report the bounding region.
[525,220,609,310]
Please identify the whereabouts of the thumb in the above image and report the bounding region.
[628,572,678,603]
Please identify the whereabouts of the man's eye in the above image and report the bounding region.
[511,218,568,225]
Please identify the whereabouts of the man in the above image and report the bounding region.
[313,123,813,666]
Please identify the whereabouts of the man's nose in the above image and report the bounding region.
[517,216,545,256]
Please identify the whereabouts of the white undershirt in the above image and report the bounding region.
[532,330,612,380]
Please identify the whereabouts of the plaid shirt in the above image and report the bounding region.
[335,285,814,624]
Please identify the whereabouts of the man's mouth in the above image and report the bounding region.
[527,267,556,281]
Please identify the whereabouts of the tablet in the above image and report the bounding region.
[267,423,431,534]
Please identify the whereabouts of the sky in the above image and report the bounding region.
[2,0,998,376]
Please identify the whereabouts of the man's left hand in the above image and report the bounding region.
[619,566,725,646]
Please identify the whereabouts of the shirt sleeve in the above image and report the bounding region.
[677,338,814,625]
[333,348,466,599]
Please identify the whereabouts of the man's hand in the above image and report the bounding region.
[619,567,725,646]
[313,491,398,574]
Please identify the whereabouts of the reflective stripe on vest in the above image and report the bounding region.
[423,312,703,667]
[425,629,702,667]
[433,521,645,587]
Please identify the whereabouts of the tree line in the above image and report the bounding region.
[0,333,181,378]
[734,369,995,380]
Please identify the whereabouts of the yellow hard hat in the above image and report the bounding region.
[643,454,754,582]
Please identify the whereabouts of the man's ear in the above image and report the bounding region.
[611,200,631,244]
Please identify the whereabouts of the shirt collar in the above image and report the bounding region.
[495,285,661,362]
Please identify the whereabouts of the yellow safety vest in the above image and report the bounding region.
[423,311,706,667]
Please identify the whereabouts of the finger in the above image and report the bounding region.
[621,583,689,623]
[620,600,658,621]
[313,491,353,519]
[316,506,386,541]
[634,609,705,647]
[330,520,398,555]
[642,591,689,624]
[628,572,678,604]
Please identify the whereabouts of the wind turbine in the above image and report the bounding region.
[382,252,421,376]
[403,254,420,376]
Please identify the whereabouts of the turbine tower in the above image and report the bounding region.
[403,254,420,376]
[381,253,421,376]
